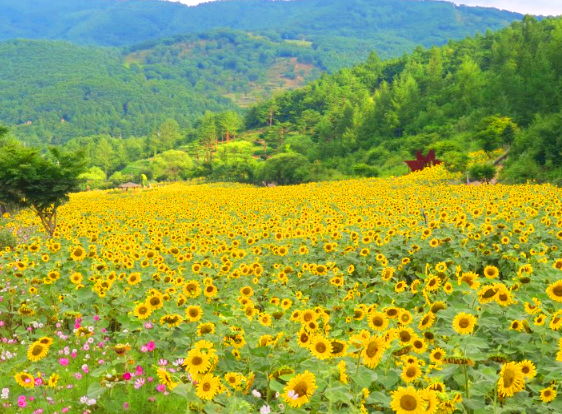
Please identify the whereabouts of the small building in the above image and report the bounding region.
[118,182,141,191]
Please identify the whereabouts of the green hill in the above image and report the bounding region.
[0,0,524,63]
[0,31,325,144]
[243,16,562,183]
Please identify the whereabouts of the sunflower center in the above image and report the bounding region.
[553,285,562,297]
[203,383,211,392]
[316,343,327,353]
[32,345,44,356]
[365,341,379,358]
[406,366,417,378]
[293,382,307,397]
[332,342,343,353]
[459,318,470,329]
[399,331,411,342]
[373,316,383,326]
[400,395,418,410]
[190,309,199,317]
[482,288,497,299]
[503,368,515,387]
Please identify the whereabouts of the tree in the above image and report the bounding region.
[260,153,310,185]
[469,163,496,182]
[78,166,106,189]
[0,143,86,236]
[94,137,116,178]
[157,119,182,151]
[151,150,194,181]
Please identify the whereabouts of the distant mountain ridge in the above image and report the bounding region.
[0,0,528,143]
[0,0,524,54]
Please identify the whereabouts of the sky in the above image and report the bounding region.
[170,0,562,16]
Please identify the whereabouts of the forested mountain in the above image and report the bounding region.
[244,16,562,183]
[0,0,528,145]
[0,30,324,144]
[1,0,524,64]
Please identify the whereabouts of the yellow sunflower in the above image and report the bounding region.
[361,335,388,368]
[48,373,60,388]
[27,342,49,362]
[401,363,422,383]
[309,336,332,360]
[15,372,35,388]
[390,386,426,414]
[185,305,203,322]
[483,265,499,279]
[546,280,562,303]
[184,349,211,375]
[540,386,556,403]
[368,311,389,331]
[196,373,221,400]
[497,362,525,398]
[70,246,86,261]
[157,368,177,390]
[133,303,152,319]
[283,371,317,408]
[518,360,536,379]
[452,312,477,335]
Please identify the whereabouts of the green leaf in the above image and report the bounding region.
[87,382,106,399]
[172,383,198,400]
[353,366,378,389]
[324,384,353,403]
[378,370,399,389]
[269,379,285,393]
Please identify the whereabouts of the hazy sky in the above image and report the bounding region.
[171,0,562,16]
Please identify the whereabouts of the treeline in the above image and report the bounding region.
[244,16,562,183]
[0,0,523,61]
[0,31,322,143]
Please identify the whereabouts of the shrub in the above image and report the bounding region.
[0,228,16,250]
[469,163,496,182]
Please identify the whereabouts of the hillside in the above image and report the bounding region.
[242,16,562,183]
[0,0,524,64]
[0,31,323,144]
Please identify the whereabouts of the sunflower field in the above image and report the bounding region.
[1,165,562,414]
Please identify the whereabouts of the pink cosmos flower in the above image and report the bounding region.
[134,378,145,389]
[156,384,166,393]
[146,341,155,351]
[122,373,131,381]
[59,358,69,366]
[18,396,26,408]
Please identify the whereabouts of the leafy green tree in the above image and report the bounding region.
[78,166,106,189]
[260,153,310,185]
[151,150,194,181]
[352,164,379,177]
[211,141,257,182]
[157,119,182,151]
[94,137,116,178]
[0,143,86,236]
[469,163,496,182]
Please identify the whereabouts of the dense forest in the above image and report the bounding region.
[244,16,562,183]
[11,15,556,188]
[0,31,324,143]
[0,0,523,56]
[2,1,561,186]
[0,0,527,145]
